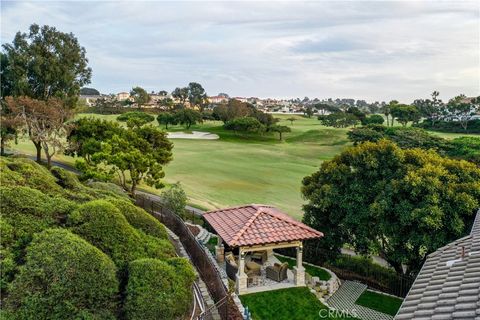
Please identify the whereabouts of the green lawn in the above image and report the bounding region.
[355,290,403,316]
[274,254,331,281]
[240,287,358,320]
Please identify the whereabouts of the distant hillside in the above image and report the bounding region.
[0,157,195,320]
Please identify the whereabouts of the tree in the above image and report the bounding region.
[174,109,202,129]
[187,82,207,109]
[362,114,385,125]
[91,125,173,194]
[319,112,359,128]
[172,87,189,106]
[303,106,314,118]
[161,182,187,217]
[0,101,21,156]
[270,125,291,140]
[286,117,297,125]
[447,95,479,131]
[130,87,150,108]
[6,96,71,167]
[157,112,177,129]
[158,90,168,96]
[213,99,250,123]
[302,140,480,275]
[5,229,118,319]
[117,111,155,128]
[2,24,91,105]
[224,117,265,134]
[390,104,420,127]
[66,117,121,164]
[79,87,100,95]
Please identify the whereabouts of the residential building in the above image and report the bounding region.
[395,209,480,320]
[116,92,130,101]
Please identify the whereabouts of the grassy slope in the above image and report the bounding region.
[240,287,358,320]
[355,290,403,316]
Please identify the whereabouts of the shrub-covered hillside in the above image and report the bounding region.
[0,156,196,320]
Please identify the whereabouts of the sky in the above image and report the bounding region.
[1,0,479,102]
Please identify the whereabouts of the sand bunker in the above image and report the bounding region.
[167,131,219,140]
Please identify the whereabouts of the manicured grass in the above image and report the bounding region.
[240,287,358,320]
[275,254,331,281]
[355,290,403,316]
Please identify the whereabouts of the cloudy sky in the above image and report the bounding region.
[1,1,479,102]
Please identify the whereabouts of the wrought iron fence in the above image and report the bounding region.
[135,194,242,320]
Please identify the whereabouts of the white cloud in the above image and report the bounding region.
[1,0,478,102]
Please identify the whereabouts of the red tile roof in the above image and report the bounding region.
[203,204,323,247]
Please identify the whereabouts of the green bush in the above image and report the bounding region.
[125,258,195,320]
[68,200,175,269]
[5,229,118,320]
[0,157,63,195]
[415,119,480,133]
[108,198,169,239]
[87,181,129,198]
[51,167,129,202]
[0,186,76,251]
[1,220,16,292]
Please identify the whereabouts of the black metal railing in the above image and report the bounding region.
[135,194,242,320]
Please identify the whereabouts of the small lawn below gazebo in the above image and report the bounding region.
[355,290,403,316]
[240,287,359,320]
[275,254,331,281]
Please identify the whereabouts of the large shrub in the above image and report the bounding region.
[125,258,195,320]
[68,200,174,269]
[0,186,76,250]
[108,198,168,239]
[51,167,129,202]
[0,220,16,291]
[0,157,63,195]
[6,229,118,320]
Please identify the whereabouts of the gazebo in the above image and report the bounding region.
[203,204,323,294]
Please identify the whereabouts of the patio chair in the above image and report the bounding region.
[266,262,289,282]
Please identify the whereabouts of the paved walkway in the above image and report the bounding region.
[327,281,393,320]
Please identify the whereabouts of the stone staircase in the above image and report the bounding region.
[196,226,212,245]
[327,280,393,320]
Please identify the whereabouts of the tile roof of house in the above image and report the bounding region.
[203,204,323,247]
[395,209,480,320]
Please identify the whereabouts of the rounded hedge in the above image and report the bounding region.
[6,229,118,320]
[125,258,195,320]
[68,200,175,269]
[0,186,76,247]
[0,157,63,195]
[108,198,169,239]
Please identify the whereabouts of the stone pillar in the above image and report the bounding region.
[293,243,305,286]
[215,237,224,263]
[236,248,248,294]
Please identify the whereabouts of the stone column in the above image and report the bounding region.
[215,237,224,263]
[236,248,248,294]
[293,243,305,286]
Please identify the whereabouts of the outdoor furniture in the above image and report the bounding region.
[245,260,261,276]
[225,252,261,280]
[266,262,289,282]
[251,250,268,264]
